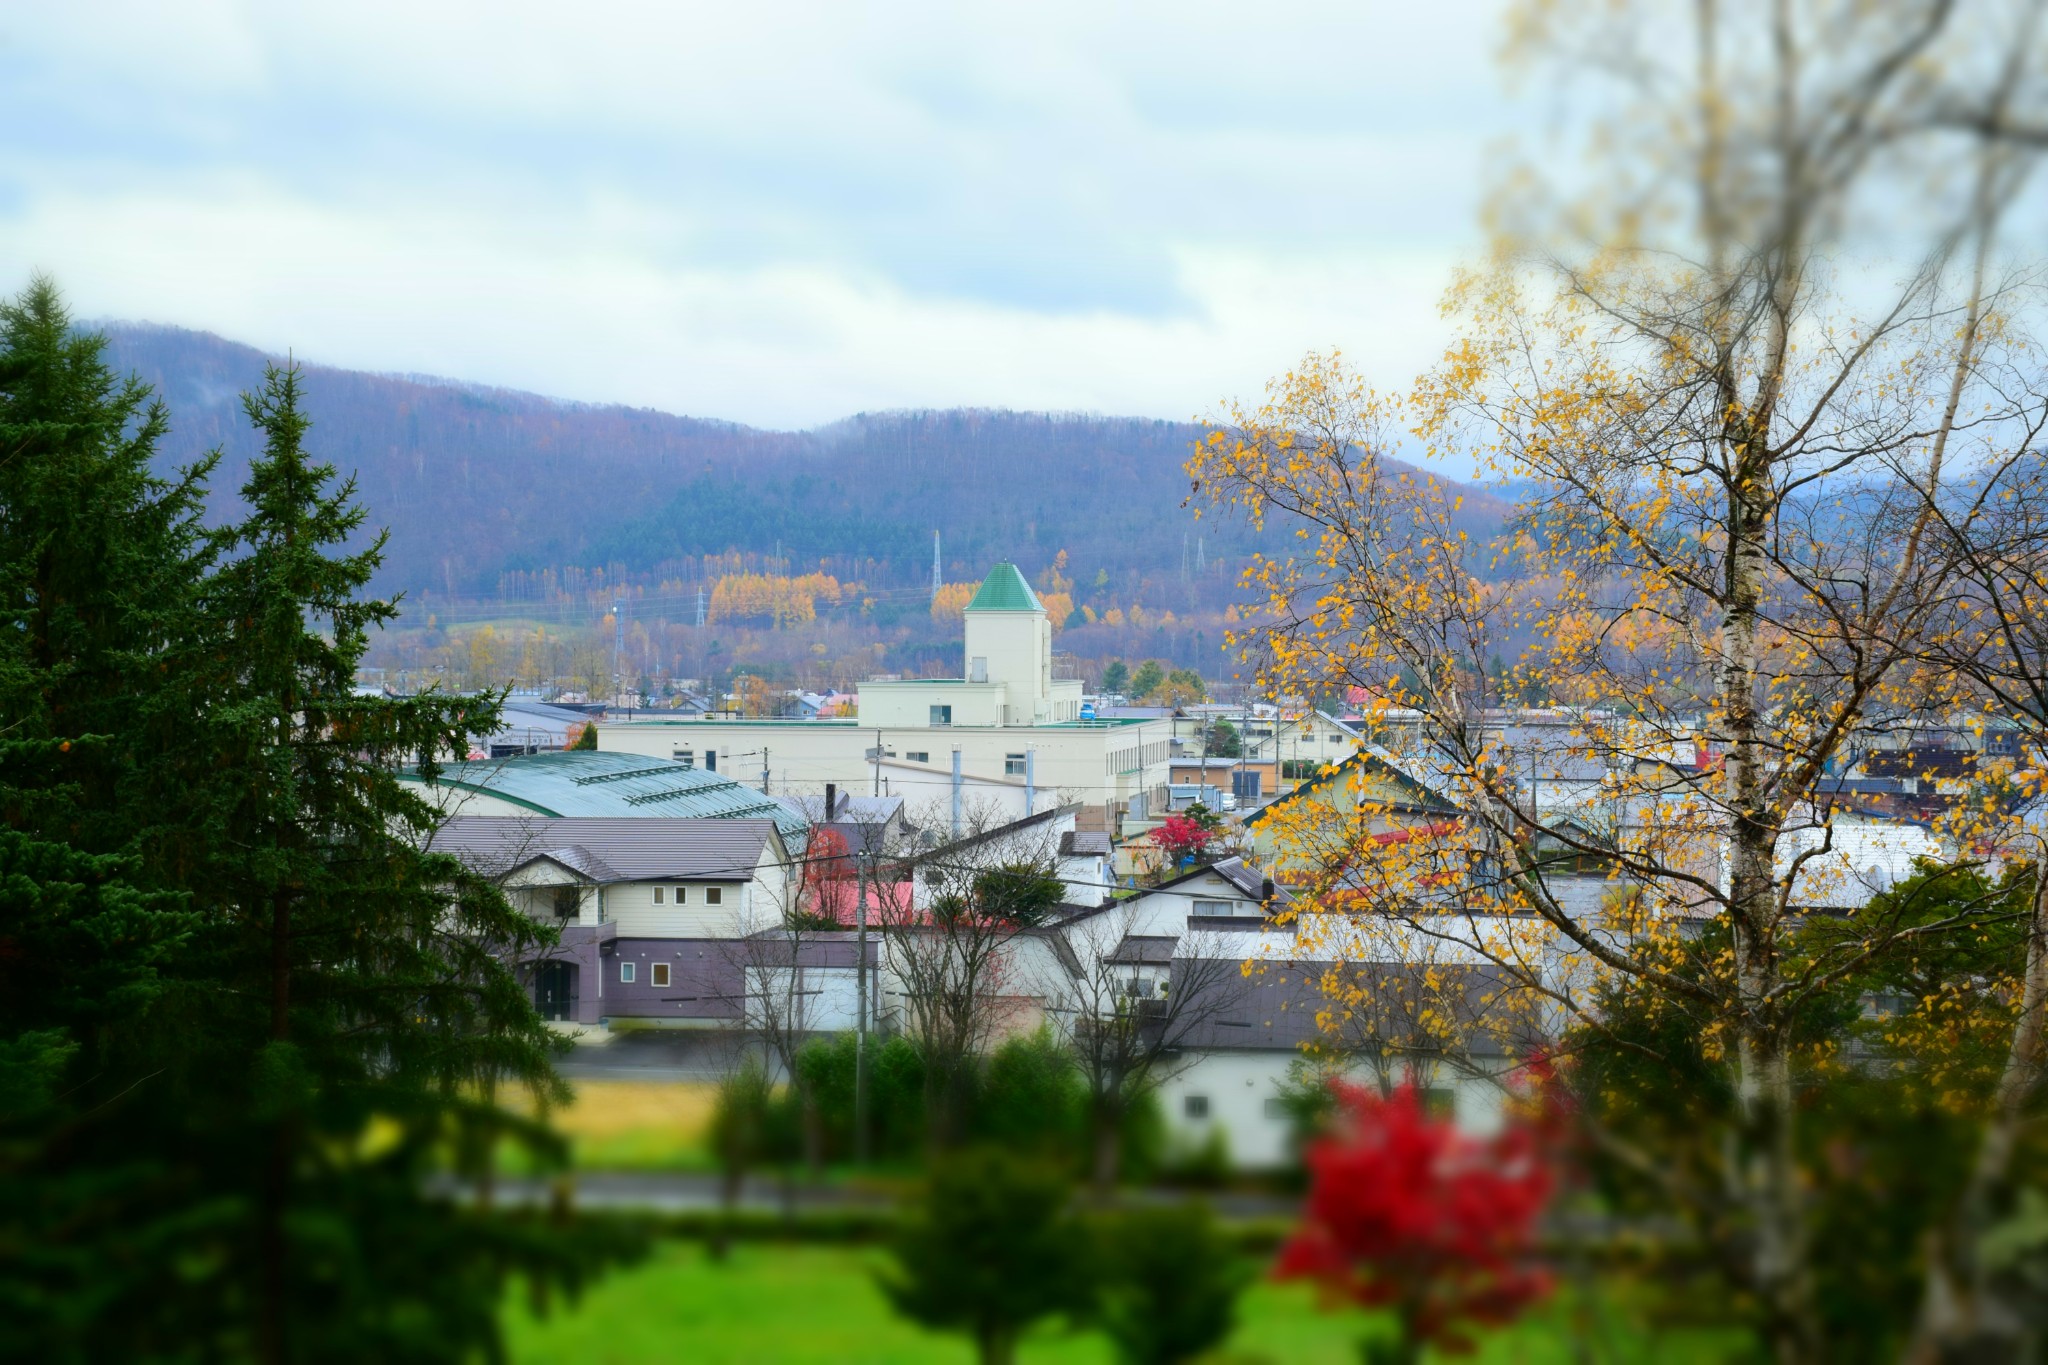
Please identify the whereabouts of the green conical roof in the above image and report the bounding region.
[965,562,1043,612]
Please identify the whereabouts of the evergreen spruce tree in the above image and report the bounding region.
[150,360,620,1362]
[0,287,631,1362]
[0,278,213,1356]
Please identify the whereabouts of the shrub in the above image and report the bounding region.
[1091,1203,1244,1365]
[1159,1126,1234,1189]
[973,1028,1084,1163]
[795,1032,927,1162]
[880,1147,1089,1365]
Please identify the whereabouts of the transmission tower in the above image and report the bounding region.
[695,586,706,627]
[931,530,942,601]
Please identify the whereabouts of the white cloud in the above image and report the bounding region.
[0,0,1506,471]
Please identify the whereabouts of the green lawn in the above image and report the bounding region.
[504,1242,1752,1365]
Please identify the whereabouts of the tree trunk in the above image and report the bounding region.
[1903,850,2048,1364]
[1721,472,1820,1365]
[259,886,293,1365]
[978,1324,1018,1365]
[1089,1105,1122,1202]
[710,1166,742,1262]
[801,1091,824,1176]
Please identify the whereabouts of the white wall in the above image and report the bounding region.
[745,965,861,1031]
[606,879,747,937]
[964,607,1046,724]
[857,680,1008,728]
[1154,1052,1511,1169]
[597,717,1172,809]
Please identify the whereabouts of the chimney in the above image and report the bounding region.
[825,782,838,821]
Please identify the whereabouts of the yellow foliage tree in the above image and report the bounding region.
[1189,7,2048,1359]
[929,582,977,624]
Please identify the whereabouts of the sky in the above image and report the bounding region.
[2,1,1511,436]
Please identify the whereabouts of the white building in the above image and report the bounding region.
[598,564,1174,824]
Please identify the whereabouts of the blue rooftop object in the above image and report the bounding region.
[407,751,809,838]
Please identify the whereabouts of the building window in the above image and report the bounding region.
[705,887,723,906]
[652,886,665,904]
[930,705,952,727]
[1183,1095,1210,1120]
[704,750,716,772]
[672,885,688,903]
[1192,898,1243,918]
[1263,1097,1290,1121]
[672,749,694,768]
[619,962,636,984]
[1423,1088,1456,1119]
[650,962,671,989]
[906,751,929,764]
[1005,753,1026,776]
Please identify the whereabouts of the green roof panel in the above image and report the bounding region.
[403,750,810,839]
[965,562,1043,612]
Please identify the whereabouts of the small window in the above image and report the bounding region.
[1423,1088,1456,1119]
[930,705,952,726]
[652,886,665,904]
[1263,1097,1290,1121]
[1192,898,1242,918]
[1005,752,1027,776]
[650,962,671,989]
[705,887,723,906]
[672,749,694,768]
[672,885,687,904]
[619,962,636,984]
[704,750,716,772]
[906,751,929,764]
[1183,1095,1210,1120]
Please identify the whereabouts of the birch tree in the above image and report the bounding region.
[1188,4,2048,1359]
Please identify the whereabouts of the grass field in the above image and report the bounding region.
[496,1078,718,1173]
[503,1242,1752,1365]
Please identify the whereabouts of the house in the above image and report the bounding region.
[1057,829,1114,909]
[1154,957,1522,1167]
[432,815,800,1029]
[597,564,1176,819]
[1243,748,1463,880]
[1027,855,1530,1168]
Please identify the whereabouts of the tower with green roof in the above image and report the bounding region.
[964,562,1056,725]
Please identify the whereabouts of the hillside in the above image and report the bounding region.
[102,323,1508,602]
[95,322,1515,688]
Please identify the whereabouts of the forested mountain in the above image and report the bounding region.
[101,322,1510,608]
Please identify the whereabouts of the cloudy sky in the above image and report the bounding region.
[3,2,1511,431]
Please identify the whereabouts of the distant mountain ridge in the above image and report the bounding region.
[99,322,1511,606]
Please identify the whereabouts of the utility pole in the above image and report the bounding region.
[761,746,771,796]
[854,846,871,1163]
[612,597,625,703]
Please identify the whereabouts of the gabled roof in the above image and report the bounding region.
[964,562,1043,613]
[435,816,785,883]
[1059,831,1111,858]
[1244,748,1460,827]
[1119,855,1291,907]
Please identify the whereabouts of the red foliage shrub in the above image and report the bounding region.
[1275,1082,1555,1359]
[1153,813,1215,862]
